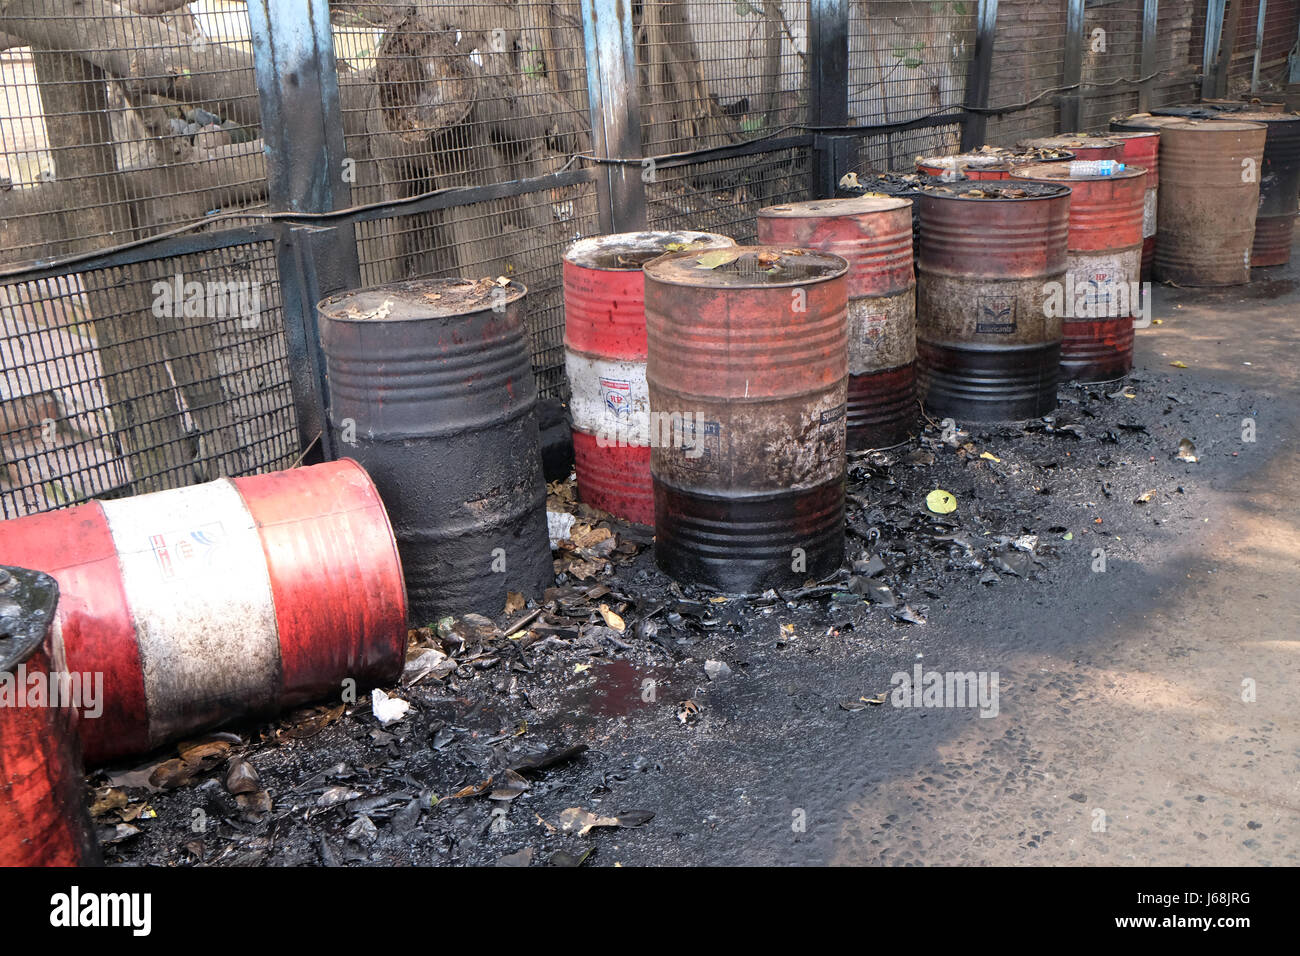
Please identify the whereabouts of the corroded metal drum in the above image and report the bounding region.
[320,279,553,623]
[915,181,1070,421]
[0,566,99,865]
[1154,120,1267,285]
[563,231,735,526]
[916,146,1074,181]
[1019,134,1123,162]
[643,247,849,593]
[0,461,408,764]
[1011,163,1147,382]
[1104,130,1161,278]
[758,197,916,449]
[1206,111,1300,267]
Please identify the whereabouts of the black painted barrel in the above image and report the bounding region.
[319,279,553,624]
[915,180,1070,422]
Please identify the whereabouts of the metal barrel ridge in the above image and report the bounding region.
[757,196,916,449]
[564,231,736,526]
[0,460,408,765]
[915,180,1071,422]
[1153,120,1267,286]
[0,566,100,865]
[1018,134,1124,162]
[319,279,554,625]
[1011,163,1147,383]
[643,247,850,594]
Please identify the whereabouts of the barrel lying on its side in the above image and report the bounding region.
[644,247,849,593]
[0,460,408,765]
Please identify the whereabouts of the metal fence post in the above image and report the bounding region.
[1251,0,1268,93]
[1139,0,1160,112]
[248,0,360,464]
[582,0,646,233]
[809,0,853,196]
[960,0,999,150]
[1060,0,1085,132]
[1201,0,1229,99]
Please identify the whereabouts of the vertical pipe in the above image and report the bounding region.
[1202,0,1228,99]
[961,0,999,151]
[582,0,647,233]
[1139,0,1160,113]
[248,0,360,464]
[1251,0,1268,92]
[1061,0,1086,133]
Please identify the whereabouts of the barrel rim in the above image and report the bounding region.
[1158,119,1269,133]
[329,458,409,625]
[0,565,59,672]
[1109,113,1190,129]
[564,230,736,271]
[643,245,851,288]
[317,277,528,323]
[757,195,912,218]
[1019,134,1121,149]
[918,180,1073,201]
[1011,162,1148,182]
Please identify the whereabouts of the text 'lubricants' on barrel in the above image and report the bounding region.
[319,279,553,624]
[1011,162,1147,382]
[564,231,735,526]
[1154,120,1267,286]
[0,460,408,765]
[643,247,849,593]
[1205,111,1300,267]
[1103,130,1161,278]
[1018,134,1124,162]
[0,566,99,865]
[757,197,916,449]
[915,180,1070,422]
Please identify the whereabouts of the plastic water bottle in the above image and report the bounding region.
[1069,160,1126,176]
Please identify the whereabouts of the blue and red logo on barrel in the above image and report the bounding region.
[600,377,632,421]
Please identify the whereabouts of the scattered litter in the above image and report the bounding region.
[547,510,576,548]
[371,688,410,727]
[925,489,957,514]
[704,659,732,681]
[557,807,655,835]
[1176,438,1198,463]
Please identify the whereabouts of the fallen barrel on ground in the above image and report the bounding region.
[1153,119,1267,286]
[915,180,1070,421]
[1011,162,1147,382]
[643,247,849,593]
[0,460,407,765]
[757,196,916,449]
[564,231,735,526]
[319,279,553,624]
[0,566,99,865]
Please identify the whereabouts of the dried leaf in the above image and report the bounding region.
[695,249,741,270]
[598,603,625,632]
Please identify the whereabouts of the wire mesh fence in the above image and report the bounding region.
[0,0,1268,517]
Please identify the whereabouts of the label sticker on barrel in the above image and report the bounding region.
[861,312,888,350]
[600,377,632,421]
[975,295,1017,334]
[679,419,721,473]
[819,404,848,466]
[149,523,227,580]
[1082,269,1116,314]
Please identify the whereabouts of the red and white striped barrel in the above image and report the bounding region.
[564,231,735,526]
[0,459,407,765]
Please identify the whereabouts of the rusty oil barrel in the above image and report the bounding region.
[915,180,1070,421]
[0,566,100,865]
[1011,163,1147,382]
[1103,130,1161,278]
[1205,111,1300,267]
[757,197,916,449]
[1154,119,1267,285]
[0,460,408,765]
[1019,134,1123,162]
[564,231,735,526]
[643,247,849,592]
[319,279,553,624]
